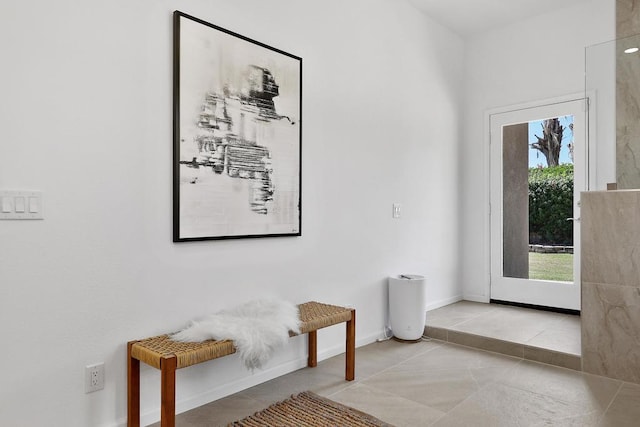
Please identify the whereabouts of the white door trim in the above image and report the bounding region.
[476,93,595,308]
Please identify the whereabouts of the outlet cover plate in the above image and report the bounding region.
[85,363,105,393]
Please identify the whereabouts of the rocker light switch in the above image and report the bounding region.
[1,197,11,213]
[14,196,25,213]
[392,203,401,218]
[29,196,39,213]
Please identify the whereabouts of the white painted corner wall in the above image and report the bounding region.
[0,1,463,426]
[459,0,616,302]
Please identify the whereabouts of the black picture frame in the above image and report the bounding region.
[173,11,302,242]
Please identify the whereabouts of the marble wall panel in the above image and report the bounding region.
[616,0,640,188]
[616,44,640,189]
[580,191,640,287]
[582,0,640,385]
[582,281,640,383]
[617,0,640,39]
[582,190,640,384]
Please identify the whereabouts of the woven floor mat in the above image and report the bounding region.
[228,391,394,427]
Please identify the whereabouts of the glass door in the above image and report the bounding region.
[490,99,586,311]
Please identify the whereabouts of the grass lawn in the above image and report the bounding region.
[528,252,573,282]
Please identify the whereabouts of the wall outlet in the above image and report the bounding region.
[85,363,105,393]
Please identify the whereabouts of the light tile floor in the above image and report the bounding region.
[154,338,639,426]
[426,301,581,356]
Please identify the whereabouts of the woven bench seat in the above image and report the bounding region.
[127,301,355,427]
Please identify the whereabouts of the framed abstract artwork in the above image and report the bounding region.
[173,11,302,242]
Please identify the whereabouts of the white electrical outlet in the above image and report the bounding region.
[85,363,105,393]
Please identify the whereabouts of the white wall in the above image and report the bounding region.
[0,1,464,426]
[460,0,616,302]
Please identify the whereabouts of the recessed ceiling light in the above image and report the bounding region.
[624,47,639,54]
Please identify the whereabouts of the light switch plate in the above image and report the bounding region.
[392,203,401,219]
[0,191,43,220]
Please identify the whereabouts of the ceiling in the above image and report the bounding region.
[408,0,590,37]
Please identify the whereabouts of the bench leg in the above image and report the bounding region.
[127,342,140,427]
[346,309,355,381]
[307,330,318,367]
[160,356,177,427]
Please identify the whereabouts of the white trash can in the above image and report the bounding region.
[388,274,426,341]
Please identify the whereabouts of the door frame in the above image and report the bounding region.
[475,93,596,308]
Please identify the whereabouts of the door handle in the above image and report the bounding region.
[566,217,581,222]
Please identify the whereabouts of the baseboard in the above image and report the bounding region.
[150,359,305,426]
[115,330,380,427]
[425,295,463,312]
[122,362,303,427]
[462,293,490,303]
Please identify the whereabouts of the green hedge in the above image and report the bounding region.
[529,165,573,245]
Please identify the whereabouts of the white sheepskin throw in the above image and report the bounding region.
[171,299,301,370]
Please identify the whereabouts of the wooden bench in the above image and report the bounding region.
[127,301,356,427]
